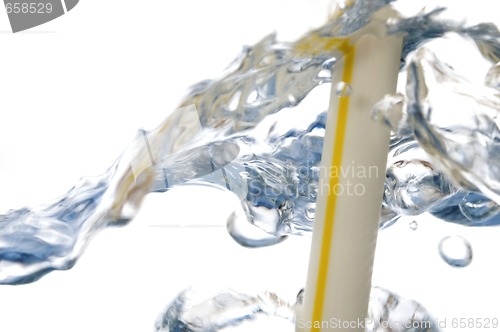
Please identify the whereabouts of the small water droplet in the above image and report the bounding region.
[305,203,316,220]
[335,82,352,97]
[438,235,472,268]
[409,220,418,231]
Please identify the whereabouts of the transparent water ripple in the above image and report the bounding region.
[0,2,499,292]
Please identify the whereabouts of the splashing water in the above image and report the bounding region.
[1,1,500,329]
[4,1,499,285]
[154,286,438,332]
[0,117,176,284]
[154,287,295,332]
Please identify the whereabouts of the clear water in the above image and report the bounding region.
[155,286,438,332]
[1,0,499,330]
[154,287,296,332]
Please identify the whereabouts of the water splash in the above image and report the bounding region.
[0,0,497,299]
[438,235,473,268]
[384,157,457,216]
[1,2,498,331]
[377,18,500,227]
[0,12,336,283]
[367,287,439,332]
[0,116,177,284]
[155,286,439,332]
[387,7,500,65]
[154,287,295,332]
[406,48,500,201]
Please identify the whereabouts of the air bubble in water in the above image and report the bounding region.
[438,235,472,267]
[335,82,352,97]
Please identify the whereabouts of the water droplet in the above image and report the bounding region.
[409,220,418,231]
[369,287,439,331]
[335,82,352,97]
[438,235,472,267]
[305,203,316,220]
[485,62,500,89]
[155,287,295,331]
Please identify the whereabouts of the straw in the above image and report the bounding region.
[296,7,402,331]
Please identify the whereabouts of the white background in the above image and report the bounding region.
[0,1,499,331]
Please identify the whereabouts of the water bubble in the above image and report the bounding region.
[227,210,286,248]
[438,235,472,267]
[335,82,352,97]
[409,220,418,231]
[305,203,316,220]
[485,62,500,89]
